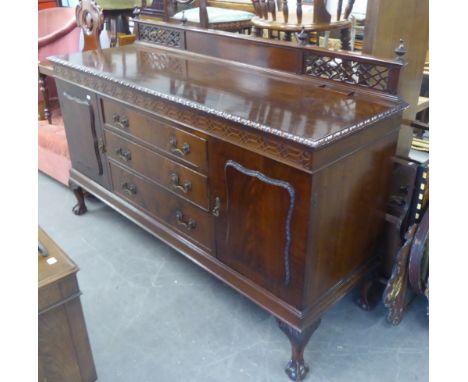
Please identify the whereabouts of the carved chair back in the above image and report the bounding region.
[76,0,105,51]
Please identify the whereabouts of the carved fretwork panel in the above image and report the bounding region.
[138,23,185,49]
[304,53,392,93]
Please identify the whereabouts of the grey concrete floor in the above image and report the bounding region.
[39,172,428,382]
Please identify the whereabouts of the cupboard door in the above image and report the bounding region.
[56,80,110,189]
[209,139,311,307]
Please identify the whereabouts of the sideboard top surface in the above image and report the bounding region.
[50,44,406,149]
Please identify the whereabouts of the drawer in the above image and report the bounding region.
[101,98,207,172]
[105,130,209,210]
[109,162,213,250]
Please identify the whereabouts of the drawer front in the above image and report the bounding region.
[105,130,209,210]
[109,162,213,250]
[101,98,207,172]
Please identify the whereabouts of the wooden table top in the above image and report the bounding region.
[38,227,78,289]
[49,44,405,148]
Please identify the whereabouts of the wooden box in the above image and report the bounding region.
[38,227,97,382]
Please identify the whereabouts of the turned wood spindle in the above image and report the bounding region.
[260,0,268,19]
[337,0,343,21]
[268,0,276,21]
[38,72,52,124]
[252,0,262,17]
[313,0,331,24]
[282,0,289,24]
[276,0,282,12]
[296,0,303,25]
[199,0,209,28]
[343,0,356,20]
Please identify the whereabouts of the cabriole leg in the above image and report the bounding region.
[277,319,321,381]
[69,180,87,215]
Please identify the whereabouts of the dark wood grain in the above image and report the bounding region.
[109,161,214,251]
[101,96,208,172]
[56,80,110,189]
[209,138,311,309]
[38,227,97,382]
[105,129,210,209]
[52,23,405,380]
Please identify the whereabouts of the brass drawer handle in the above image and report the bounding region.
[170,173,192,193]
[115,147,132,162]
[122,182,137,196]
[169,136,190,157]
[175,210,196,230]
[212,197,221,217]
[112,113,129,130]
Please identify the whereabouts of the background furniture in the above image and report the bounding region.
[250,0,355,47]
[38,6,81,115]
[39,227,97,382]
[363,0,429,157]
[39,0,62,10]
[38,6,82,185]
[39,0,106,186]
[50,20,406,380]
[357,156,429,325]
[142,0,255,32]
[95,0,143,46]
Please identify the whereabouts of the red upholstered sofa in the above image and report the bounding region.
[38,7,81,186]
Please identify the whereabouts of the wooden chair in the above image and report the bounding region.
[38,0,105,186]
[251,0,355,48]
[143,0,255,32]
[95,0,143,46]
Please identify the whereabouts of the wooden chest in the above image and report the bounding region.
[50,21,407,380]
[38,227,97,382]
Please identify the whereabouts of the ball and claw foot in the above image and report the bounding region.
[357,276,384,311]
[72,201,87,215]
[69,181,88,216]
[285,359,309,381]
[278,319,321,381]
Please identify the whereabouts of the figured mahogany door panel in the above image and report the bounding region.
[209,139,311,308]
[56,80,110,189]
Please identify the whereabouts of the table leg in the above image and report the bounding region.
[38,72,51,124]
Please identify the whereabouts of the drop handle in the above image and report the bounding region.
[122,182,137,196]
[175,210,196,230]
[170,173,192,193]
[112,113,129,130]
[212,197,221,217]
[169,136,190,157]
[115,147,132,162]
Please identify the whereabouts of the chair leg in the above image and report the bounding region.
[110,16,117,48]
[340,27,351,51]
[38,72,52,124]
[323,30,330,48]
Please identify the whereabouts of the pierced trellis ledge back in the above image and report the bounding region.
[134,20,407,95]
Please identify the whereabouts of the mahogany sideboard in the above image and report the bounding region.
[49,20,407,381]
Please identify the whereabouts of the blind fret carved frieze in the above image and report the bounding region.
[138,23,185,49]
